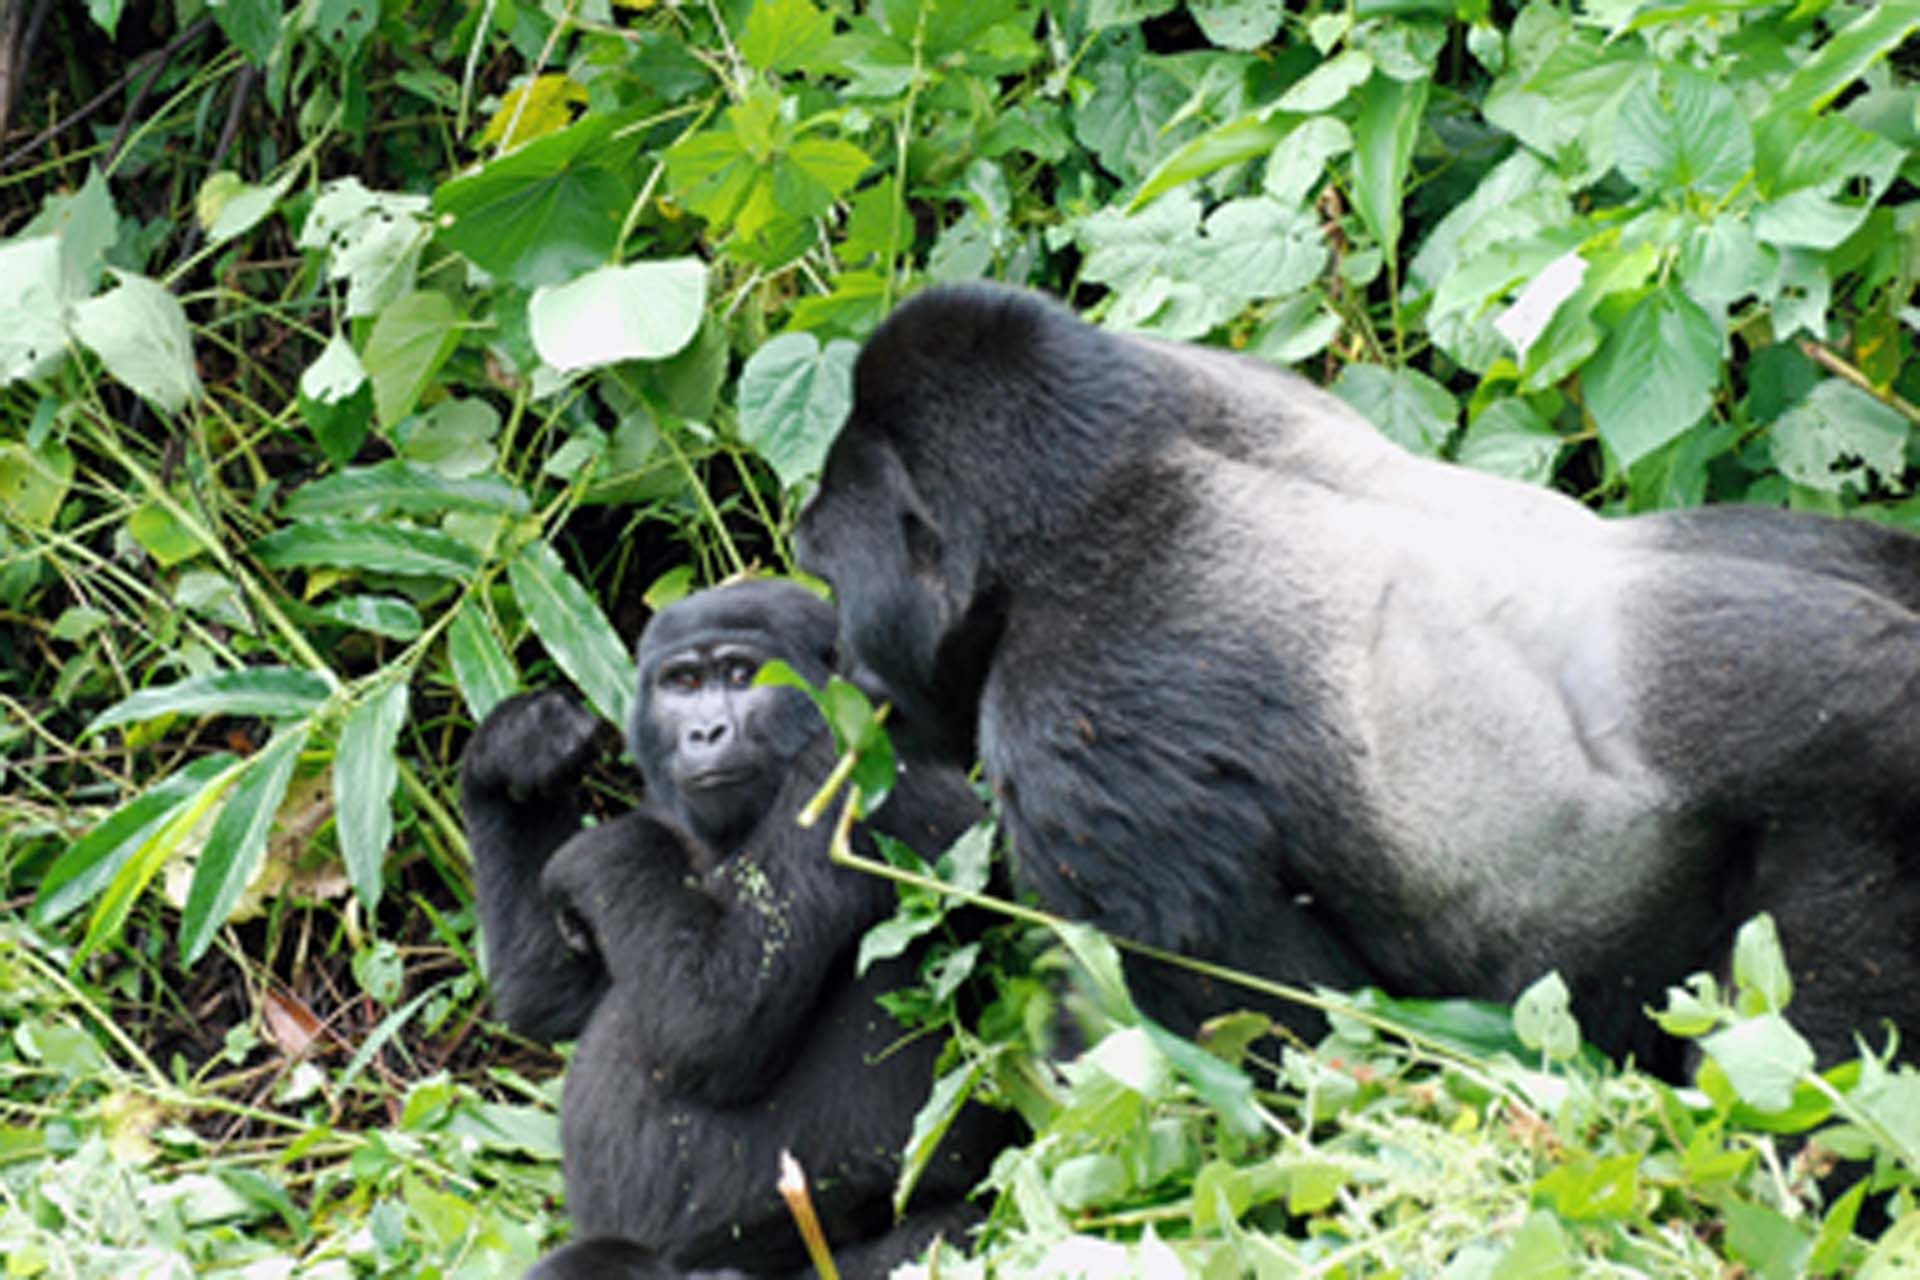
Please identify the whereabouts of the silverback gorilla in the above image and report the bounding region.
[462,581,1013,1279]
[792,283,1920,1074]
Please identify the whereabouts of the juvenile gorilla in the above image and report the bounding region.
[793,283,1920,1073]
[462,581,1011,1279]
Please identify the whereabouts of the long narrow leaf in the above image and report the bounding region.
[1768,1,1920,118]
[1351,71,1430,262]
[283,460,530,519]
[35,754,235,924]
[1130,113,1291,211]
[80,760,245,962]
[335,679,410,913]
[447,597,518,722]
[180,727,311,965]
[253,520,483,577]
[507,541,634,727]
[88,669,331,734]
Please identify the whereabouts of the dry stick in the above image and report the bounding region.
[1797,337,1920,427]
[0,13,212,172]
[777,1150,843,1280]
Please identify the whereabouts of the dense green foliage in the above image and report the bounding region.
[2,0,1919,1274]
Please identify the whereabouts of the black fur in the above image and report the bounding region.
[794,283,1920,1072]
[463,581,1013,1278]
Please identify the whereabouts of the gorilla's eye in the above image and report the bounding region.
[724,659,758,688]
[664,667,702,692]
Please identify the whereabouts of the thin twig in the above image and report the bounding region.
[1796,337,1920,427]
[0,14,213,172]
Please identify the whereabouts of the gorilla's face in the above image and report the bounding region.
[627,580,838,850]
[640,639,812,849]
[796,434,980,764]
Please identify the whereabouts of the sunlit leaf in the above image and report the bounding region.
[71,270,202,413]
[178,728,310,964]
[529,258,707,372]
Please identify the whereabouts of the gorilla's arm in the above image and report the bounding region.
[461,691,610,1043]
[540,740,936,1107]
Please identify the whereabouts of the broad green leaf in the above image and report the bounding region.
[127,498,204,566]
[447,598,518,722]
[1861,1212,1920,1280]
[0,237,69,383]
[26,165,116,299]
[316,595,423,639]
[209,0,281,64]
[1582,286,1721,469]
[529,258,707,372]
[1512,970,1580,1062]
[35,754,235,924]
[1768,379,1908,495]
[364,291,461,428]
[1189,0,1283,51]
[1194,198,1327,299]
[1051,1152,1130,1212]
[181,727,310,964]
[1457,399,1562,485]
[1678,215,1776,305]
[297,179,430,319]
[395,398,501,478]
[1614,66,1751,197]
[1721,1198,1812,1280]
[1534,1153,1639,1222]
[1751,115,1904,250]
[196,166,298,247]
[1699,1014,1815,1112]
[1086,0,1177,27]
[1351,71,1429,260]
[737,331,858,490]
[1275,49,1373,113]
[742,0,834,73]
[285,460,527,520]
[508,541,635,728]
[1263,116,1352,207]
[1079,190,1204,293]
[1145,1020,1263,1138]
[433,114,639,288]
[1768,1,1920,119]
[298,332,374,466]
[1249,293,1342,364]
[1491,1210,1574,1279]
[335,680,410,913]
[89,669,331,733]
[0,438,74,529]
[1333,363,1456,456]
[253,520,483,578]
[308,0,374,60]
[1073,50,1190,183]
[71,270,202,413]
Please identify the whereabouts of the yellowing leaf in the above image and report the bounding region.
[480,74,588,151]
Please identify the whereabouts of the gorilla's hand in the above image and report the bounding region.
[466,691,602,802]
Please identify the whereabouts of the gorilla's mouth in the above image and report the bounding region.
[681,768,757,793]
